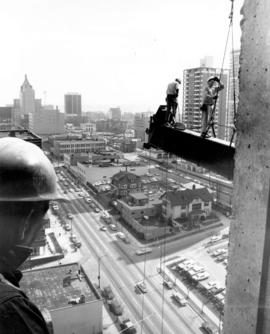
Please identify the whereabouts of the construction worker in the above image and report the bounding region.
[165,78,181,126]
[0,137,62,333]
[200,76,224,137]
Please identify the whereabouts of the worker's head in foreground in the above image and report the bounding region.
[207,76,220,87]
[0,137,60,273]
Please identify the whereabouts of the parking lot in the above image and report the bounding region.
[165,231,229,318]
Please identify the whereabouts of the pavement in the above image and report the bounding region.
[38,211,120,334]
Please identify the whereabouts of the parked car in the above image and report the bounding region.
[171,292,188,306]
[103,285,114,300]
[100,226,107,231]
[135,281,147,294]
[67,213,73,219]
[109,224,117,231]
[193,272,209,281]
[135,247,152,256]
[94,207,100,213]
[200,321,218,334]
[163,280,173,289]
[120,319,137,334]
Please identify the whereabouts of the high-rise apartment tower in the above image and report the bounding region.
[182,66,229,140]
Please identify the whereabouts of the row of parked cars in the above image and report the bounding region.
[172,256,209,282]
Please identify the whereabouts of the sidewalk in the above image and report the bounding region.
[48,214,120,334]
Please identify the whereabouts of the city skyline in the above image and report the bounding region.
[0,0,244,112]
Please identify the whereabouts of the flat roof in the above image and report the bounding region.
[0,129,40,140]
[130,192,148,200]
[20,263,99,310]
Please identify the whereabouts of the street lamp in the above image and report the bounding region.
[98,254,107,288]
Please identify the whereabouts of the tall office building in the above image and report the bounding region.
[225,49,240,142]
[19,74,36,115]
[64,93,82,116]
[182,66,229,140]
[109,107,121,121]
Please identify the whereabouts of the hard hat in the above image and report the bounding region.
[207,76,218,82]
[0,137,61,201]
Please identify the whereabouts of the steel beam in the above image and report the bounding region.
[144,125,235,180]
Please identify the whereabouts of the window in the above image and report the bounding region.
[121,184,127,189]
[130,183,137,189]
[204,202,209,207]
[192,203,202,211]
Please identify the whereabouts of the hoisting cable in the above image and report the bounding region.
[203,0,235,139]
[229,0,237,147]
[139,148,151,334]
[160,153,170,334]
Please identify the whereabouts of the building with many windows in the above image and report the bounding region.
[51,138,106,158]
[225,49,240,142]
[109,107,121,120]
[182,66,229,140]
[29,106,65,135]
[65,93,82,117]
[133,112,151,141]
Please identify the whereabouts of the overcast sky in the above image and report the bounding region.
[0,0,244,113]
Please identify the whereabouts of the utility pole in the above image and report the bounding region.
[98,254,107,288]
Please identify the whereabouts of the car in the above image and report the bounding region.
[193,272,209,281]
[135,281,147,294]
[200,321,218,334]
[85,198,92,203]
[70,235,77,243]
[64,225,71,231]
[116,232,125,240]
[74,240,82,248]
[135,247,152,256]
[94,207,100,213]
[103,285,114,300]
[100,226,107,231]
[163,280,173,289]
[78,192,84,197]
[109,224,117,231]
[67,213,73,219]
[172,292,188,306]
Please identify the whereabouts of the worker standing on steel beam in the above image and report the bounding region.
[0,137,63,333]
[165,78,181,126]
[200,76,224,138]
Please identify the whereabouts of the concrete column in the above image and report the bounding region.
[223,1,270,333]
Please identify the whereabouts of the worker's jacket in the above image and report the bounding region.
[0,272,50,333]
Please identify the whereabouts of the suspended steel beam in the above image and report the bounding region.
[144,118,235,180]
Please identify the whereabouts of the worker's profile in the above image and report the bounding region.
[0,137,62,333]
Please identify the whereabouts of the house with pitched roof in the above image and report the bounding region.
[161,185,213,222]
[111,170,142,197]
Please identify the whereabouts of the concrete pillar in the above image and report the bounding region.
[223,1,270,333]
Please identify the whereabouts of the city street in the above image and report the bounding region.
[49,168,227,333]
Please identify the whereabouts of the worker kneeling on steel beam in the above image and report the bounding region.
[0,137,61,333]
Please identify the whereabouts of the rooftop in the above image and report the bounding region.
[130,192,148,200]
[20,263,100,310]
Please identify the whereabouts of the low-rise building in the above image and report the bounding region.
[20,263,103,334]
[117,192,171,240]
[161,186,213,222]
[51,138,106,159]
[111,170,142,197]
